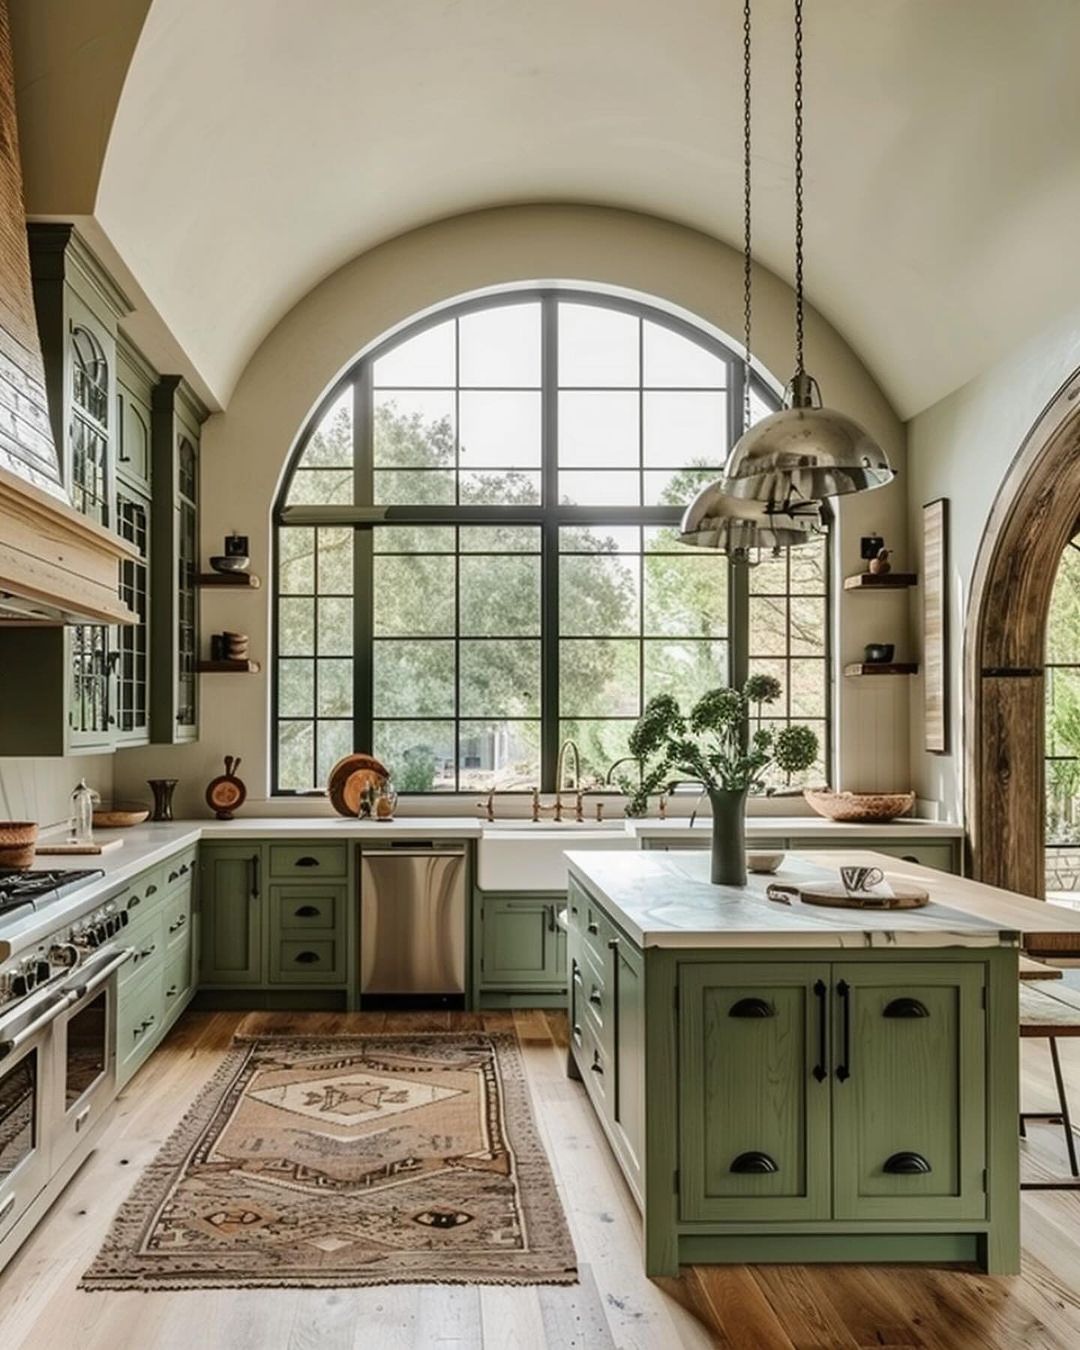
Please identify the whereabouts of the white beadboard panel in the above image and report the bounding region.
[0,754,115,830]
[837,676,912,792]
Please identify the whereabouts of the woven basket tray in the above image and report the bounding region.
[803,788,916,823]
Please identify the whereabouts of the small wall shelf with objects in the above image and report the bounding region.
[198,573,262,589]
[844,662,919,677]
[843,572,917,590]
[197,659,261,674]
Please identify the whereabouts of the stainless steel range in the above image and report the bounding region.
[0,868,132,1257]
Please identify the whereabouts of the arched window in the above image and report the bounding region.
[273,289,829,795]
[1046,536,1080,895]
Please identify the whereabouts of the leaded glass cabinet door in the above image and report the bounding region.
[176,437,198,739]
[114,485,151,744]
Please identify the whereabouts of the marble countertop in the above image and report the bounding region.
[625,816,965,839]
[565,849,1021,950]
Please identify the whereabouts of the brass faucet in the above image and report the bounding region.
[532,739,584,822]
[475,791,496,822]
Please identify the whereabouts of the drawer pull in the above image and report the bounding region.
[168,915,187,933]
[572,1022,583,1044]
[139,944,156,960]
[145,884,158,896]
[587,922,599,935]
[812,979,828,1082]
[729,997,774,1019]
[883,997,929,1019]
[165,984,179,998]
[883,1151,932,1175]
[730,1151,778,1174]
[74,1105,91,1132]
[294,905,320,918]
[127,896,141,910]
[294,856,320,868]
[588,989,602,1007]
[590,1053,604,1075]
[168,870,179,883]
[571,960,583,987]
[294,950,320,963]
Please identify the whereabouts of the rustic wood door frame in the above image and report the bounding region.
[967,369,1080,895]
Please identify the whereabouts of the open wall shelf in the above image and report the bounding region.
[197,659,261,674]
[198,573,261,588]
[843,662,919,677]
[843,573,918,590]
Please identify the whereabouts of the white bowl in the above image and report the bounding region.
[747,850,785,875]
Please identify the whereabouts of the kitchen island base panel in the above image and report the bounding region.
[565,855,1024,1277]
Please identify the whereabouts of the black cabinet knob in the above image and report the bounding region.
[730,1151,779,1174]
[883,1151,932,1174]
[729,997,775,1019]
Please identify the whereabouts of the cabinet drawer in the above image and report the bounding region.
[268,843,348,879]
[578,1017,609,1113]
[163,851,197,890]
[271,885,343,933]
[579,945,608,1042]
[120,913,164,987]
[163,888,192,952]
[117,966,163,1080]
[162,947,192,1014]
[582,900,616,971]
[271,939,344,984]
[123,866,166,918]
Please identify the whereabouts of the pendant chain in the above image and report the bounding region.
[742,0,753,430]
[793,0,805,377]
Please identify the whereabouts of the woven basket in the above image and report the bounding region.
[803,789,916,823]
[0,821,38,869]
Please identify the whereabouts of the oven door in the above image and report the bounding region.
[50,947,131,1171]
[0,987,72,1246]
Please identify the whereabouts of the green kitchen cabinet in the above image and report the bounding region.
[199,844,264,985]
[150,375,206,745]
[478,895,567,991]
[831,962,986,1221]
[678,962,832,1222]
[608,932,646,1196]
[117,335,155,494]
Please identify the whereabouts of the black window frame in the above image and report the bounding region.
[272,287,832,795]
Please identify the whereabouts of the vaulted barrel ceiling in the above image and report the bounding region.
[14,0,1080,416]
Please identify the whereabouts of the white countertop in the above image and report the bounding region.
[565,849,1018,950]
[626,816,964,839]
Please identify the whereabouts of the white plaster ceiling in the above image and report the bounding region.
[95,0,1080,416]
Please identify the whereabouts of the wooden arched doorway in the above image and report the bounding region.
[968,370,1080,895]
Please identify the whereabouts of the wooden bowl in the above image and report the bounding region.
[0,821,37,870]
[327,753,388,816]
[92,806,151,828]
[803,788,916,823]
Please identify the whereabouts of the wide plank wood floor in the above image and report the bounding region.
[2,1009,1080,1348]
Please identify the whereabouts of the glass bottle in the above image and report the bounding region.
[71,778,98,844]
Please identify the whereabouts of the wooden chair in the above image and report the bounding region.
[1019,976,1080,1189]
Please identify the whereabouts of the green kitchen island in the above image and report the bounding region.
[563,848,1057,1277]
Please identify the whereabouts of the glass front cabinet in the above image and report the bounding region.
[0,225,203,756]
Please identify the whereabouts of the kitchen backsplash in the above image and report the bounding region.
[0,755,115,830]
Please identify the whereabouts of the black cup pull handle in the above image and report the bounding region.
[836,980,851,1081]
[295,905,320,918]
[813,978,828,1082]
[729,997,774,1019]
[587,921,599,935]
[145,883,158,896]
[883,1151,932,1175]
[294,950,319,964]
[883,997,930,1019]
[730,1151,778,1174]
[589,989,602,1007]
[294,856,319,868]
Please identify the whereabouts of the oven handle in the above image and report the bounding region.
[63,947,134,1002]
[0,991,78,1059]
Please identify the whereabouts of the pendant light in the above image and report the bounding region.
[722,0,894,506]
[680,0,821,555]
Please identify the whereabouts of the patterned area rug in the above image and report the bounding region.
[81,1032,577,1290]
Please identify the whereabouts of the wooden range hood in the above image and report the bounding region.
[0,463,136,624]
[0,0,134,625]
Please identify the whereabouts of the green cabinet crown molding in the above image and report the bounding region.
[26,222,132,324]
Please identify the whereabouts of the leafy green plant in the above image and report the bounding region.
[618,676,819,816]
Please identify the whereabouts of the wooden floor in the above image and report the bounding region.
[2,1010,1080,1349]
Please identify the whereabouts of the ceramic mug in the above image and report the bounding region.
[840,865,884,895]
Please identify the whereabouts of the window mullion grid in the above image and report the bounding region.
[540,295,560,793]
[355,368,374,762]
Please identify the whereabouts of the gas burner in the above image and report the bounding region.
[0,868,104,915]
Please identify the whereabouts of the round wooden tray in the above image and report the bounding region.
[327,753,389,817]
[797,881,928,910]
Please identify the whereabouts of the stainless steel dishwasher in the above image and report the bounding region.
[359,843,467,1007]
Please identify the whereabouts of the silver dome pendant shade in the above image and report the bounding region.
[723,371,894,507]
[678,482,820,555]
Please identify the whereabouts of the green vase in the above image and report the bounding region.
[708,787,748,887]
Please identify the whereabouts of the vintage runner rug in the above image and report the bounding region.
[81,1032,577,1290]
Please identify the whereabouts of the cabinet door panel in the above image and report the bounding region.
[610,936,645,1191]
[481,897,564,988]
[679,962,831,1222]
[199,846,263,985]
[832,962,985,1221]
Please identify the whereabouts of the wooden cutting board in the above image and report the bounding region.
[36,838,124,856]
[795,881,928,910]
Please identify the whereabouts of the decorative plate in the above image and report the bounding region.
[327,753,389,817]
[206,755,247,820]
